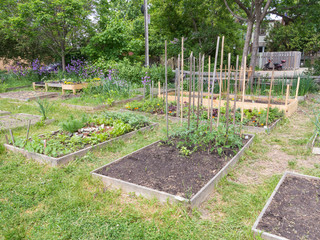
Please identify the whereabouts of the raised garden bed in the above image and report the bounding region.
[33,81,63,91]
[311,133,320,154]
[252,171,320,240]
[92,128,254,207]
[0,113,54,130]
[0,91,58,101]
[61,95,144,111]
[160,91,298,117]
[4,112,157,166]
[0,110,10,116]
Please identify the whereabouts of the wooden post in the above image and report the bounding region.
[45,83,48,92]
[240,57,247,124]
[285,84,290,107]
[26,120,31,140]
[266,69,275,127]
[217,36,225,128]
[177,54,180,118]
[225,53,231,134]
[207,55,211,119]
[9,129,14,145]
[197,54,201,127]
[165,40,169,139]
[233,55,239,127]
[181,37,184,124]
[151,81,154,99]
[5,135,9,144]
[192,56,196,114]
[201,54,205,106]
[295,77,300,99]
[158,81,160,97]
[32,82,36,90]
[188,52,193,128]
[210,36,220,132]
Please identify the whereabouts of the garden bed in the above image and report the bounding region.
[92,133,254,207]
[311,133,320,154]
[0,91,58,101]
[252,171,320,240]
[33,81,63,91]
[61,95,144,111]
[4,112,157,166]
[0,113,54,130]
[160,91,298,117]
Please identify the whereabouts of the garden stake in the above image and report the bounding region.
[201,54,205,106]
[181,37,184,124]
[9,129,14,145]
[225,53,231,137]
[26,120,31,140]
[151,81,154,99]
[210,36,220,132]
[150,84,152,100]
[165,40,169,139]
[5,134,9,144]
[192,56,196,114]
[197,54,201,128]
[285,84,290,107]
[295,77,300,99]
[216,36,225,128]
[266,69,275,127]
[177,54,180,118]
[233,55,239,129]
[188,52,193,129]
[158,81,160,97]
[207,55,211,120]
[257,76,261,97]
[240,56,247,125]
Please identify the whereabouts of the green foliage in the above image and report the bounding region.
[171,120,244,156]
[35,98,52,121]
[60,115,86,133]
[13,111,151,157]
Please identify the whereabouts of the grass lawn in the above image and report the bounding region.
[0,94,320,239]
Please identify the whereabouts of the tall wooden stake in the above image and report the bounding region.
[181,37,184,124]
[207,55,211,119]
[285,84,290,107]
[188,52,193,128]
[266,69,275,127]
[177,54,180,118]
[210,36,220,132]
[165,40,169,139]
[201,54,205,106]
[295,77,300,99]
[197,54,201,127]
[225,53,231,135]
[216,36,225,128]
[192,56,196,114]
[240,56,247,124]
[233,55,239,127]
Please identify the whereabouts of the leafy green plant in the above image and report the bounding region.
[60,115,86,133]
[35,98,52,121]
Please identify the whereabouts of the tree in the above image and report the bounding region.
[223,0,272,75]
[1,0,94,71]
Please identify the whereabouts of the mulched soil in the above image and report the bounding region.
[257,175,320,240]
[0,113,43,130]
[96,137,250,199]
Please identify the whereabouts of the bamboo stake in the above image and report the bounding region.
[225,53,231,135]
[266,69,275,127]
[192,56,196,114]
[188,52,193,128]
[9,129,14,145]
[177,54,180,118]
[240,56,247,124]
[151,81,154,99]
[201,54,204,107]
[181,37,184,124]
[197,54,201,127]
[165,40,169,139]
[285,84,290,107]
[26,120,31,140]
[216,36,225,128]
[207,55,211,120]
[295,77,300,99]
[233,55,239,127]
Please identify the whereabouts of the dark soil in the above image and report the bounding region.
[257,175,320,240]
[96,137,250,199]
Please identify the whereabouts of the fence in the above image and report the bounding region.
[257,51,301,70]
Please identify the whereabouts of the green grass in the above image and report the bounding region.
[1,95,320,239]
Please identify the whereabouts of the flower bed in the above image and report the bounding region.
[4,112,157,166]
[92,121,254,206]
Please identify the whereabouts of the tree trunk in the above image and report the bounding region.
[241,20,254,68]
[249,20,261,83]
[61,54,66,72]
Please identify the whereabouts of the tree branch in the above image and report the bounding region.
[223,0,247,22]
[234,0,252,17]
[260,0,272,21]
